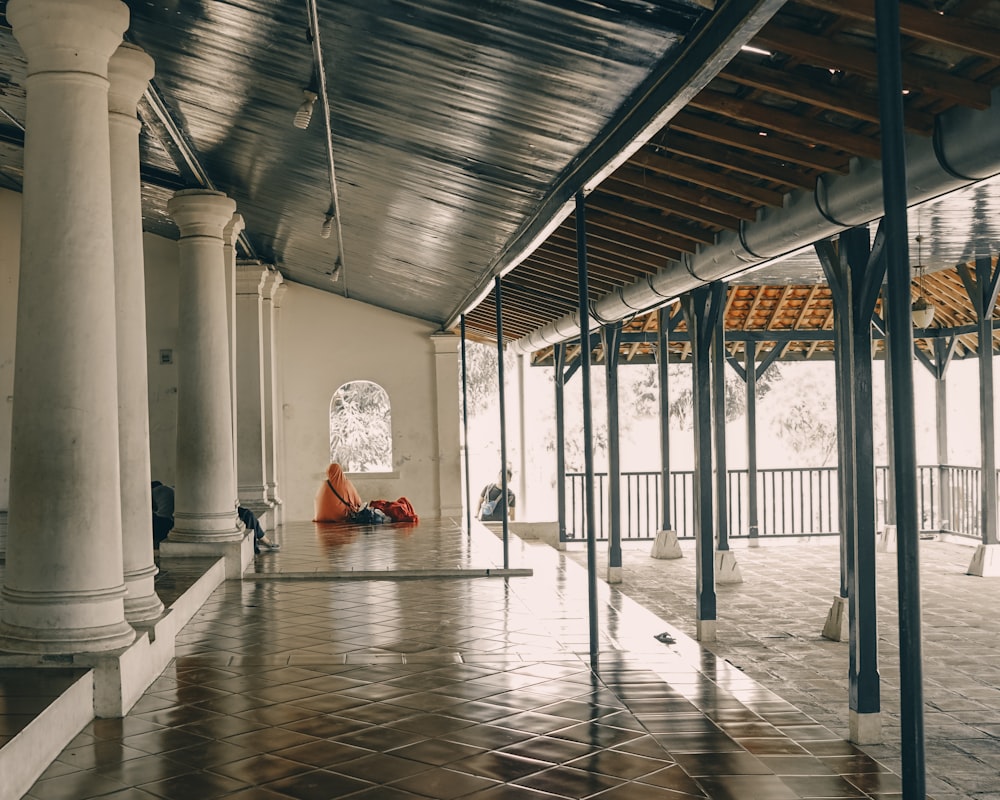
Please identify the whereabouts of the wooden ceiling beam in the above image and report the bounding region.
[670,110,850,173]
[599,175,742,230]
[754,24,992,109]
[613,159,758,218]
[549,229,673,272]
[539,239,660,279]
[630,148,785,206]
[690,89,883,160]
[528,250,637,289]
[719,60,935,136]
[654,131,816,190]
[583,222,684,263]
[589,193,718,246]
[586,209,700,254]
[798,0,1000,62]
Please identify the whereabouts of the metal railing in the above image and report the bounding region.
[565,464,989,542]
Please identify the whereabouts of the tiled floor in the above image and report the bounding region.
[18,520,913,799]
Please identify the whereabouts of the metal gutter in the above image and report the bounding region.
[511,86,1000,355]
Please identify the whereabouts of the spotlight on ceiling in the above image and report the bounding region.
[293,90,318,129]
[329,257,343,282]
[321,209,335,239]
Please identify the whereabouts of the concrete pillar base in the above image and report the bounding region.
[968,543,1000,577]
[849,710,882,745]
[822,595,848,642]
[650,529,682,559]
[748,531,761,548]
[607,565,623,584]
[696,618,717,642]
[877,524,897,553]
[0,510,6,561]
[159,533,253,578]
[715,549,743,584]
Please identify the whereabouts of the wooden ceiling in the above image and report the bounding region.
[462,0,1000,355]
[529,260,1000,367]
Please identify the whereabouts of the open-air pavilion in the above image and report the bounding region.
[0,1,999,798]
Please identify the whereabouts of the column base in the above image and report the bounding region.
[715,549,743,584]
[650,529,682,559]
[748,528,760,548]
[696,618,717,642]
[822,595,848,642]
[877,524,897,553]
[123,562,164,625]
[849,710,882,745]
[968,543,1000,577]
[0,607,135,657]
[0,509,7,561]
[159,532,253,578]
[607,565,622,584]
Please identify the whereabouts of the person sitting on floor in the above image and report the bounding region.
[477,467,516,522]
[314,462,362,522]
[151,481,279,553]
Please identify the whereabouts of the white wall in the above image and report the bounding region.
[0,188,21,514]
[142,232,446,521]
[279,283,442,521]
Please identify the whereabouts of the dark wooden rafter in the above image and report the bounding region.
[754,23,993,109]
[588,192,717,246]
[599,173,745,229]
[718,59,936,135]
[799,0,1000,62]
[689,89,884,159]
[651,130,817,189]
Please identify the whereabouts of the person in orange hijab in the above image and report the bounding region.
[314,463,362,522]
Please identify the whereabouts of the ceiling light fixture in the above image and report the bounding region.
[321,208,335,239]
[293,89,318,129]
[329,256,342,282]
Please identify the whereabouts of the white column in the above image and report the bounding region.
[166,190,242,544]
[109,42,163,622]
[0,202,18,561]
[0,0,134,654]
[235,262,269,509]
[223,214,243,486]
[516,352,529,518]
[432,333,463,517]
[262,271,285,527]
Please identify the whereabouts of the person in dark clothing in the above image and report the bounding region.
[477,468,516,522]
[150,482,279,553]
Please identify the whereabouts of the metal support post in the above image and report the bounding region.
[713,304,730,551]
[745,342,759,542]
[554,343,568,544]
[932,338,954,530]
[603,322,623,581]
[460,315,472,534]
[817,226,884,740]
[681,282,724,641]
[494,277,510,569]
[575,192,600,666]
[876,0,926,792]
[657,306,673,531]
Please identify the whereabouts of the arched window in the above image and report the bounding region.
[329,381,392,472]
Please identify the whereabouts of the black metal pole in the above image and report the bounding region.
[875,1,926,794]
[713,299,729,551]
[975,251,999,547]
[554,343,568,544]
[494,276,510,569]
[604,322,623,575]
[745,342,759,542]
[460,314,472,535]
[576,192,600,667]
[681,284,721,640]
[657,306,672,531]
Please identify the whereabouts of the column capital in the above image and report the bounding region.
[272,282,289,308]
[223,213,245,248]
[8,0,128,75]
[262,269,284,300]
[168,190,237,239]
[431,332,460,355]
[108,43,154,118]
[236,262,268,296]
